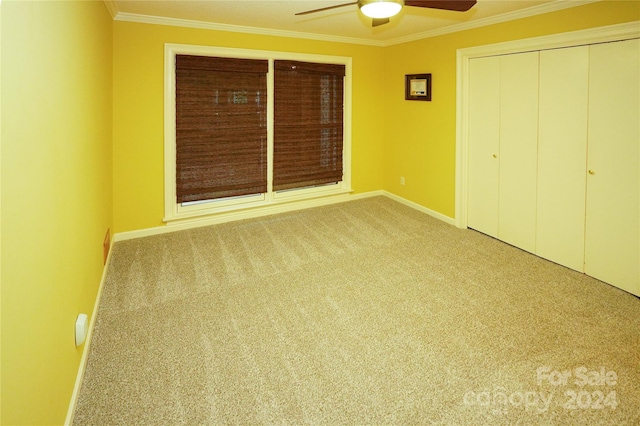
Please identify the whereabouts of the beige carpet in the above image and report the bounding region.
[72,196,639,425]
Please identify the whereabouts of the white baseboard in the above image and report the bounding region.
[114,191,385,242]
[113,190,454,242]
[64,239,115,426]
[382,191,456,226]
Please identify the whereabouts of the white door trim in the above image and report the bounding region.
[454,21,640,228]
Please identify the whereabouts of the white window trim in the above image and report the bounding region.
[164,43,353,223]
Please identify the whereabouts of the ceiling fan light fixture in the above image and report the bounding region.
[359,0,403,19]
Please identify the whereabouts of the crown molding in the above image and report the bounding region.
[113,12,386,47]
[382,0,601,46]
[102,0,118,19]
[110,0,601,47]
[456,19,640,58]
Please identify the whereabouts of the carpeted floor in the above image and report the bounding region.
[72,196,640,425]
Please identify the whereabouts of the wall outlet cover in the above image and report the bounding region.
[75,313,88,347]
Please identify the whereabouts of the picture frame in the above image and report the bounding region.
[405,73,432,101]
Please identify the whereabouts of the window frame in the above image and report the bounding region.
[164,43,352,223]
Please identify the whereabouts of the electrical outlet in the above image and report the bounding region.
[400,176,405,186]
[103,228,110,265]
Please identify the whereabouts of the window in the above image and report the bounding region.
[175,55,268,203]
[164,45,352,223]
[273,60,345,191]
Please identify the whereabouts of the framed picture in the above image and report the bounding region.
[405,73,432,101]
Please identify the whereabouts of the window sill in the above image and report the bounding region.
[163,187,353,227]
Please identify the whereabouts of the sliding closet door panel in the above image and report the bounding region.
[467,56,501,237]
[585,39,640,296]
[537,46,589,272]
[498,52,539,253]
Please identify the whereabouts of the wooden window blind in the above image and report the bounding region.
[175,55,268,203]
[273,60,345,191]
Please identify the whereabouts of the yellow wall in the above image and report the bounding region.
[113,23,386,233]
[1,1,638,424]
[383,0,640,218]
[1,1,113,424]
[113,1,640,233]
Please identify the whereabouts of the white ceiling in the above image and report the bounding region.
[107,0,600,46]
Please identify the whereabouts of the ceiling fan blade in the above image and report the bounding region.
[404,0,477,12]
[295,1,358,16]
[372,17,390,27]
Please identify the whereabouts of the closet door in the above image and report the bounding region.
[585,39,640,296]
[498,52,539,253]
[467,56,500,237]
[536,46,589,272]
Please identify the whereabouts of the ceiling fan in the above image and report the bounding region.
[296,0,477,27]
